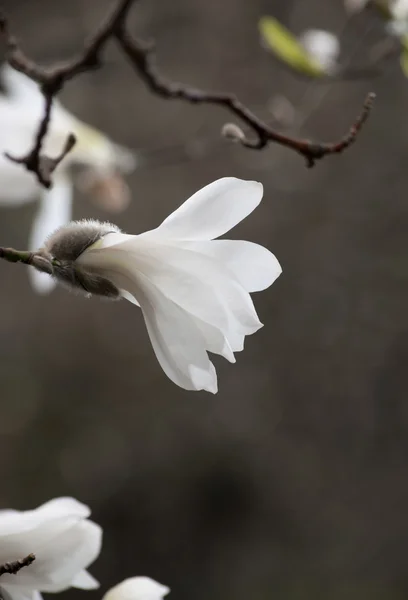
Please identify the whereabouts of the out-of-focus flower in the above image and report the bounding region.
[0,497,102,600]
[387,0,408,34]
[35,178,282,393]
[103,578,170,600]
[392,0,408,19]
[298,30,340,73]
[259,17,339,77]
[0,64,136,294]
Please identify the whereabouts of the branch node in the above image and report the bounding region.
[0,554,35,577]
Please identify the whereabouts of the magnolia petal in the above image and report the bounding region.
[194,319,236,363]
[147,178,263,241]
[0,497,90,537]
[31,519,102,592]
[115,269,218,392]
[177,240,282,292]
[0,587,42,600]
[85,239,262,334]
[78,241,262,362]
[117,275,234,362]
[138,276,218,393]
[103,577,170,600]
[0,520,70,567]
[28,173,72,294]
[71,570,99,590]
[0,518,101,591]
[98,266,235,363]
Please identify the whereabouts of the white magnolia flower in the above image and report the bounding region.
[35,178,282,393]
[298,30,340,73]
[0,497,102,600]
[392,0,408,19]
[387,0,408,34]
[0,64,136,294]
[103,577,170,600]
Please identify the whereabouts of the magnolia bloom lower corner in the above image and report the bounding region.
[0,497,101,600]
[103,577,170,600]
[31,177,282,393]
[0,496,169,600]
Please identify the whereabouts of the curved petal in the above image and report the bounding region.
[78,240,263,352]
[0,587,42,600]
[145,178,263,241]
[111,269,217,392]
[102,266,235,362]
[177,240,282,292]
[0,497,90,537]
[102,577,170,600]
[71,570,99,590]
[17,519,102,592]
[28,173,72,294]
[193,319,235,363]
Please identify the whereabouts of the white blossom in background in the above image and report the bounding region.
[0,497,102,600]
[35,178,282,393]
[0,64,136,294]
[298,30,340,74]
[103,577,170,600]
[387,0,408,34]
[392,0,408,19]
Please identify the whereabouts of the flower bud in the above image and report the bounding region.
[221,123,246,143]
[37,219,122,299]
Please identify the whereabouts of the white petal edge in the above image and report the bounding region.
[0,587,43,600]
[71,570,100,590]
[78,239,263,353]
[175,239,282,293]
[110,268,218,392]
[0,497,90,537]
[102,577,170,600]
[145,178,263,241]
[31,519,102,592]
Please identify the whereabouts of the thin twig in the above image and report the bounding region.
[114,24,376,166]
[0,554,35,577]
[0,247,53,273]
[0,0,375,185]
[0,0,136,188]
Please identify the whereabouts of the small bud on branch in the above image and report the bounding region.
[0,0,375,189]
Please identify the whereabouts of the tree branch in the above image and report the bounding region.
[0,554,35,577]
[0,247,53,273]
[114,25,375,166]
[0,0,136,188]
[0,0,375,187]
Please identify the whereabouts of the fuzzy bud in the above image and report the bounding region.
[37,219,122,299]
[221,123,246,143]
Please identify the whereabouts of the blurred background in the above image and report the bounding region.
[0,0,408,598]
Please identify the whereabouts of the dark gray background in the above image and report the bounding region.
[0,1,408,599]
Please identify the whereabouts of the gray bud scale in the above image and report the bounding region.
[36,219,122,299]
